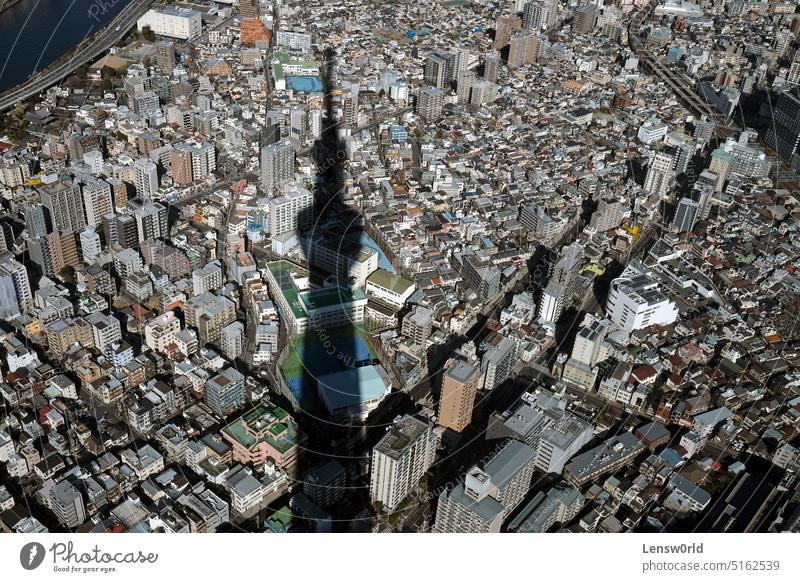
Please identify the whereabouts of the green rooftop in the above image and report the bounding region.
[300,286,366,311]
[223,402,300,455]
[267,260,308,320]
[366,268,414,295]
[265,506,295,533]
[272,49,319,82]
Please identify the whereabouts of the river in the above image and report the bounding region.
[0,0,132,93]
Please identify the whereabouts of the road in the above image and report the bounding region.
[0,0,154,111]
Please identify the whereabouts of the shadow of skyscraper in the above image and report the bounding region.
[285,45,373,530]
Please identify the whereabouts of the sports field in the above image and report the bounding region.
[280,324,377,409]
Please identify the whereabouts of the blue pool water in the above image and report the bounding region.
[286,75,323,92]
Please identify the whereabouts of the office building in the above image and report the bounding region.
[25,204,50,238]
[766,88,800,164]
[438,361,480,433]
[672,197,700,232]
[606,260,678,335]
[369,415,437,511]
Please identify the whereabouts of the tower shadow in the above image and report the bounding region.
[283,45,372,531]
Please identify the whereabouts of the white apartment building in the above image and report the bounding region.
[137,7,202,40]
[369,416,437,511]
[145,311,181,354]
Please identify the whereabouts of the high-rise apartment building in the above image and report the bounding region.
[434,440,536,532]
[134,158,159,200]
[49,480,86,529]
[270,183,313,236]
[192,259,224,296]
[205,367,245,417]
[424,51,457,88]
[438,361,480,433]
[417,86,445,121]
[170,144,194,185]
[38,179,86,233]
[523,2,547,30]
[260,140,295,194]
[81,178,113,228]
[480,333,517,390]
[483,51,500,83]
[145,311,181,354]
[643,150,676,199]
[0,254,32,312]
[369,415,437,511]
[155,40,176,72]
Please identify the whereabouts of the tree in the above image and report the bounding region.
[59,266,76,285]
[141,25,156,42]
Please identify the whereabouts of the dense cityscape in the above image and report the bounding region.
[0,0,799,536]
